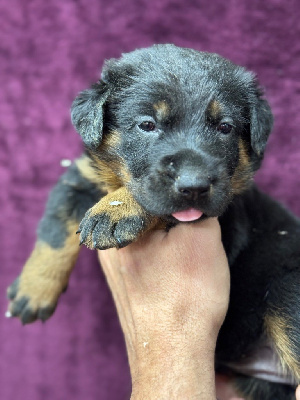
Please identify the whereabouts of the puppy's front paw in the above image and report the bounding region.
[79,211,148,250]
[78,188,152,250]
[7,275,63,324]
[6,241,75,324]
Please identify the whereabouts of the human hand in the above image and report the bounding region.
[98,217,230,399]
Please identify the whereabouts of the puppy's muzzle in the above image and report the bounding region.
[158,149,218,202]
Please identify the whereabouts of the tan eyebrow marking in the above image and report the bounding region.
[153,100,169,120]
[207,99,222,119]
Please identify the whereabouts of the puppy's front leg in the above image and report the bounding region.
[7,224,80,324]
[79,187,160,250]
[7,158,103,324]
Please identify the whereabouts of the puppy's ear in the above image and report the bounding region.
[250,88,273,157]
[71,82,110,149]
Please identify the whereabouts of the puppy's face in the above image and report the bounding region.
[72,45,273,221]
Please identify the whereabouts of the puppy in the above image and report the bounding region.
[7,44,300,399]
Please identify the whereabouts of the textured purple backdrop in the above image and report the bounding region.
[1,0,299,399]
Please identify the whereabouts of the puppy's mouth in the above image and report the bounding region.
[171,208,204,222]
[131,166,232,221]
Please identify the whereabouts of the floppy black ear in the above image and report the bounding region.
[250,92,273,157]
[71,82,110,149]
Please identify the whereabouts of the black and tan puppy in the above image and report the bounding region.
[7,44,300,399]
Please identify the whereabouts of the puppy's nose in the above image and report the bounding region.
[176,175,211,200]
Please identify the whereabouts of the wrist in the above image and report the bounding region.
[130,355,216,399]
[129,334,217,400]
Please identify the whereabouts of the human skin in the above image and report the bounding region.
[98,218,300,400]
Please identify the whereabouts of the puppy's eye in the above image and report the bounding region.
[138,121,156,132]
[217,123,233,134]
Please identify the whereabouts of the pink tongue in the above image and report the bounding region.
[172,208,203,222]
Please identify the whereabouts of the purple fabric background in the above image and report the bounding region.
[1,1,299,399]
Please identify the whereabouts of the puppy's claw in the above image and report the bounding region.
[75,229,81,235]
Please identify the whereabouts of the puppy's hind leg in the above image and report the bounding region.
[231,271,300,399]
[264,269,300,385]
[7,156,104,324]
[233,268,300,399]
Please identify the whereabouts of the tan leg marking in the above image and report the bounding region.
[265,313,300,382]
[8,221,80,319]
[88,187,144,220]
[79,186,161,249]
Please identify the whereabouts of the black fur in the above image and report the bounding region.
[71,85,110,149]
[38,161,103,248]
[235,375,296,400]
